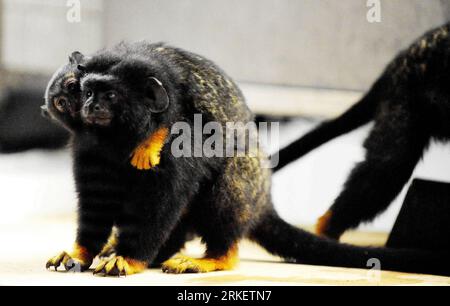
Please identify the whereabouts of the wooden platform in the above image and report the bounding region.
[0,216,448,286]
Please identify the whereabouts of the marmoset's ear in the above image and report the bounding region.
[69,51,84,65]
[77,64,86,72]
[147,77,169,113]
[40,105,50,119]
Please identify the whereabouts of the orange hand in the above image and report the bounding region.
[130,127,169,170]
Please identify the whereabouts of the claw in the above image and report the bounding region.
[93,256,146,277]
[93,260,107,275]
[46,251,69,271]
[46,245,93,272]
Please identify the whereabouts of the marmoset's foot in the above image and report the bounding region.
[93,255,147,276]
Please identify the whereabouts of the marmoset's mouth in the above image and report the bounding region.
[84,115,112,126]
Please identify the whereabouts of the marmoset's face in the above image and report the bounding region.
[80,77,121,128]
[78,57,171,136]
[43,65,83,130]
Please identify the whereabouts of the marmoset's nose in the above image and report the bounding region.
[84,102,106,114]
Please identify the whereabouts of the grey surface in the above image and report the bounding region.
[103,0,448,90]
[1,0,104,74]
[2,0,448,91]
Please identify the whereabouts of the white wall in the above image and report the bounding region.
[2,0,448,91]
[1,0,104,73]
[102,0,447,90]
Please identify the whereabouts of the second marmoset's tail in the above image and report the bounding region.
[271,78,386,172]
[249,210,450,276]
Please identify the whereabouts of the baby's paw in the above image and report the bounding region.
[130,127,168,170]
[93,256,147,276]
[130,145,153,170]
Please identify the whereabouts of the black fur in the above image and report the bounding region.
[272,23,450,240]
[44,42,450,276]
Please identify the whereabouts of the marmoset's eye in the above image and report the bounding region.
[67,81,78,93]
[86,90,93,98]
[106,91,117,99]
[54,97,68,113]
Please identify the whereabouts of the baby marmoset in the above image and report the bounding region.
[44,42,449,276]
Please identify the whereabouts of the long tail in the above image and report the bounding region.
[249,210,449,276]
[271,79,385,172]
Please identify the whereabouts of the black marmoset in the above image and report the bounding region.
[272,23,450,241]
[44,42,449,276]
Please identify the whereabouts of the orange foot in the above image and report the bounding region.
[93,256,147,276]
[46,243,93,272]
[316,210,333,237]
[162,244,239,273]
[130,127,169,170]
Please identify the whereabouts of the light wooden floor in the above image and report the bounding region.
[0,216,449,286]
